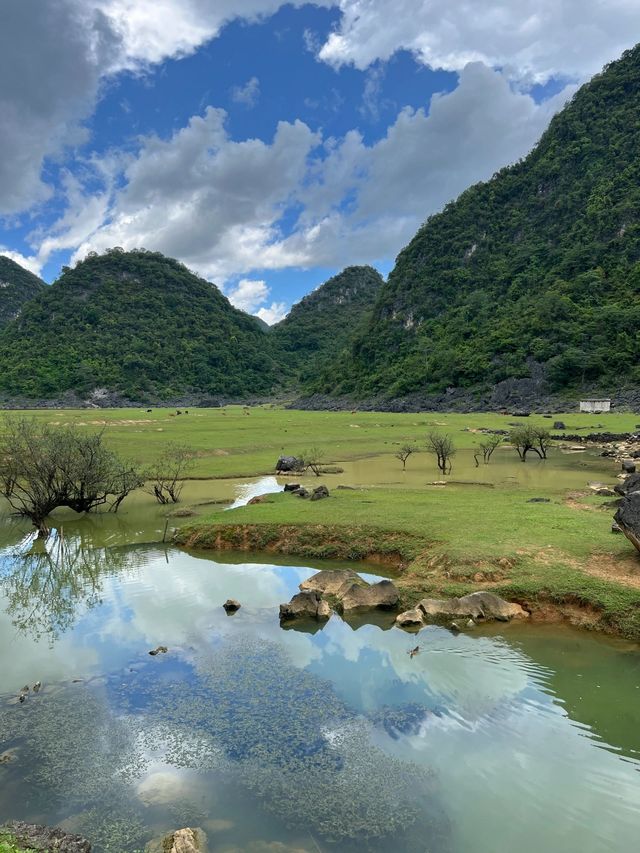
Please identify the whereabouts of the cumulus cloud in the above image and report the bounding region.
[38,63,573,283]
[256,302,288,324]
[231,76,261,108]
[318,0,640,83]
[226,278,269,312]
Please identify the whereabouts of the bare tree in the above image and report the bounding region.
[395,444,419,470]
[145,444,194,504]
[478,434,504,463]
[426,431,455,475]
[510,426,552,462]
[298,447,326,477]
[0,417,142,536]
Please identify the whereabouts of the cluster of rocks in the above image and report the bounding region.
[283,482,330,501]
[279,569,399,622]
[395,591,528,630]
[0,822,91,852]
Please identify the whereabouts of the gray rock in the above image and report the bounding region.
[310,484,330,501]
[283,483,301,492]
[0,821,91,852]
[294,487,310,499]
[223,599,241,613]
[614,472,640,497]
[316,599,333,619]
[622,460,637,474]
[299,569,361,596]
[553,421,566,430]
[279,591,327,621]
[145,827,207,853]
[418,591,528,622]
[395,607,425,628]
[275,456,302,473]
[614,492,640,553]
[340,579,399,612]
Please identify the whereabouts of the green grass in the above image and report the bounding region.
[3,406,637,478]
[0,836,36,853]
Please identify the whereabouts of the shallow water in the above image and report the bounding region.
[0,532,639,853]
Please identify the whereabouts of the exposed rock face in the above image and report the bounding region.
[145,827,207,853]
[340,580,399,612]
[396,592,527,627]
[614,473,640,496]
[299,569,360,596]
[276,456,302,472]
[0,822,91,852]
[310,485,330,501]
[279,591,332,621]
[614,492,640,553]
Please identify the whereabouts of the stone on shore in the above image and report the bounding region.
[299,569,361,596]
[340,579,399,612]
[417,591,527,622]
[0,821,91,852]
[614,492,640,553]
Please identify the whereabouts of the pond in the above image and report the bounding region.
[0,528,639,853]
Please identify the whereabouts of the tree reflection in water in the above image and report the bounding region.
[0,527,133,643]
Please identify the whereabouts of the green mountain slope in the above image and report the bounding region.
[0,249,279,401]
[313,45,640,401]
[272,266,384,382]
[0,256,46,329]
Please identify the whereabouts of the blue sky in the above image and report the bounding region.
[1,1,638,322]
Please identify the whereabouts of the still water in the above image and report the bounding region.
[0,530,639,853]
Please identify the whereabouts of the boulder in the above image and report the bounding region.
[310,485,330,501]
[299,569,361,596]
[340,579,399,612]
[614,492,640,553]
[417,591,528,622]
[622,460,637,474]
[279,591,331,621]
[223,599,241,613]
[283,483,301,492]
[0,822,91,852]
[145,827,207,853]
[395,607,425,628]
[614,472,640,497]
[553,421,566,430]
[275,456,302,473]
[294,487,309,499]
[248,495,266,505]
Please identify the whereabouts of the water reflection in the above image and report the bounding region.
[0,543,639,853]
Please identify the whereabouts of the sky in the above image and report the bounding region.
[1,2,639,323]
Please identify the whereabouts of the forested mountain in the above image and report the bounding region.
[0,256,46,329]
[271,266,383,382]
[0,249,280,401]
[311,44,640,400]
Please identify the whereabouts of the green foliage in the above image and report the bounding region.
[0,249,281,400]
[0,256,46,329]
[271,265,383,384]
[313,45,640,398]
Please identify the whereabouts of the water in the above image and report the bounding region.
[1,533,639,853]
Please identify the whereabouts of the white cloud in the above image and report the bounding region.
[33,63,573,286]
[231,76,261,108]
[318,0,640,83]
[257,302,288,324]
[226,278,269,312]
[0,248,43,278]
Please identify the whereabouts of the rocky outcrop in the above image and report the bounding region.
[340,580,399,611]
[299,569,361,596]
[279,591,332,621]
[396,591,528,628]
[0,822,91,852]
[145,827,207,853]
[614,472,640,497]
[614,492,640,553]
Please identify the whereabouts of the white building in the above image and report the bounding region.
[579,399,611,413]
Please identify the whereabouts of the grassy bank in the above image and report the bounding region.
[176,485,640,640]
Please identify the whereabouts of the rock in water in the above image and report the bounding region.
[145,827,207,853]
[417,591,527,622]
[223,599,241,613]
[148,645,168,656]
[283,483,300,492]
[299,569,361,596]
[395,607,425,628]
[0,821,92,852]
[279,591,331,621]
[614,492,640,553]
[340,579,399,611]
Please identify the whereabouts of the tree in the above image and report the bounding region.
[478,434,504,463]
[298,447,326,476]
[510,425,552,462]
[426,431,455,475]
[395,444,419,470]
[145,444,194,504]
[0,417,142,536]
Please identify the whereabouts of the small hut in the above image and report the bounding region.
[579,399,611,413]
